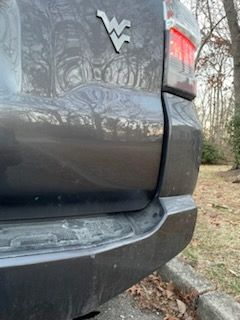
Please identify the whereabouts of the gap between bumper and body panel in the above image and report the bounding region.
[0,195,197,320]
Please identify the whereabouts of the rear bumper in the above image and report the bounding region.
[0,195,197,320]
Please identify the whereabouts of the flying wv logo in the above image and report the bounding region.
[97,10,131,53]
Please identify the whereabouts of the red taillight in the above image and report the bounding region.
[163,0,200,100]
[169,28,196,70]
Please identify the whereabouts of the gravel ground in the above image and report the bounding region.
[93,293,163,320]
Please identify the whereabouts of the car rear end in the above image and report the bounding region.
[0,0,201,319]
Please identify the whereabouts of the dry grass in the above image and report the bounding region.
[183,165,240,301]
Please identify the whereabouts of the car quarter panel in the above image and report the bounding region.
[159,93,202,197]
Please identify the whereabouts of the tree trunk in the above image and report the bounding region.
[223,0,240,168]
[223,0,240,115]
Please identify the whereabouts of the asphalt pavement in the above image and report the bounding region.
[93,293,163,320]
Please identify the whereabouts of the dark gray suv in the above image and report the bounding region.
[0,0,201,319]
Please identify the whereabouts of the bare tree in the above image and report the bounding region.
[223,0,240,167]
[222,0,240,111]
[182,0,235,157]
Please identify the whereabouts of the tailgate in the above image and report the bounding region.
[0,0,165,219]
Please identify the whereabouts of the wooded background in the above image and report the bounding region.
[183,0,240,167]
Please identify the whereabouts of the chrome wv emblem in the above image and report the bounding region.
[97,10,131,53]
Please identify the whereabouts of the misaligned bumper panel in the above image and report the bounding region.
[0,196,197,320]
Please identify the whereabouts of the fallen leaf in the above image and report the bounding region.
[177,299,187,315]
[166,282,175,292]
[166,290,174,299]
